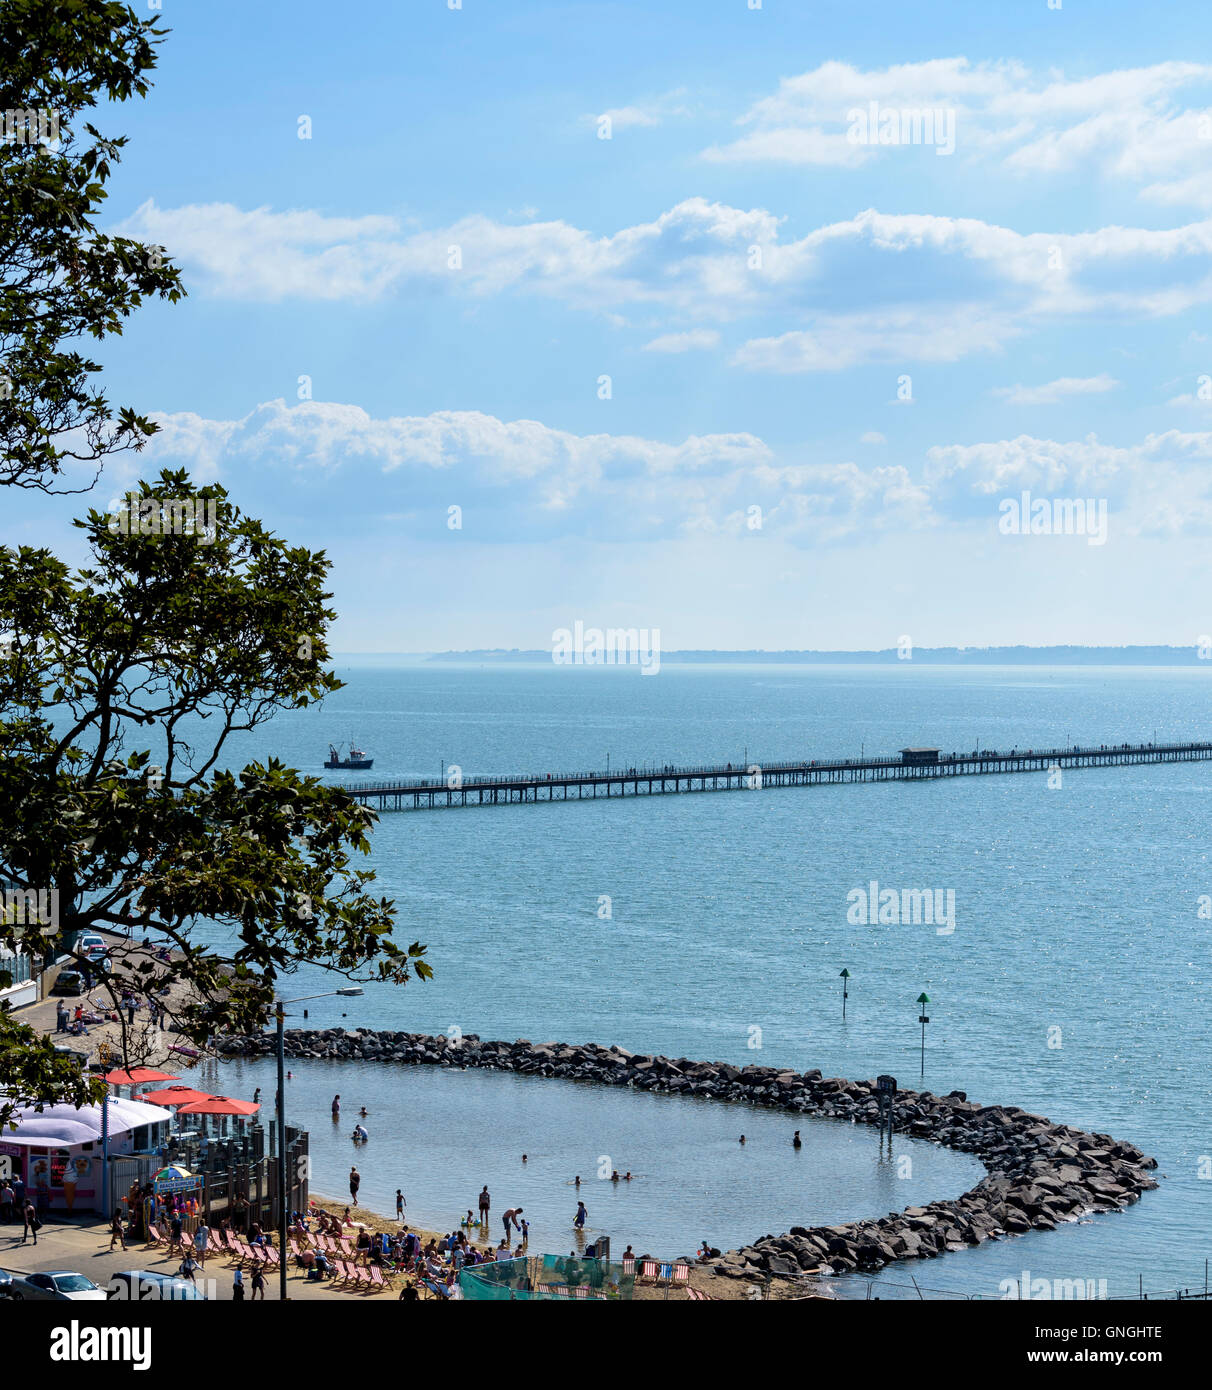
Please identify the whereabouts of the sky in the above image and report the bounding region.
[10,0,1212,651]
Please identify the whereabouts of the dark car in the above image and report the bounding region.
[51,970,86,996]
[107,1270,207,1301]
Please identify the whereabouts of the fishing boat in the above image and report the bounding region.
[324,742,374,771]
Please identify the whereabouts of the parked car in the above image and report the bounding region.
[51,970,86,996]
[0,1268,68,1301]
[21,1271,105,1301]
[77,933,110,962]
[107,1270,207,1301]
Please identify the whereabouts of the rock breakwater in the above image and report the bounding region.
[216,1028,1157,1283]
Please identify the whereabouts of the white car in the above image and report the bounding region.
[77,933,110,961]
[22,1271,106,1301]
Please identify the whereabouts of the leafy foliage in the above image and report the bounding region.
[0,473,430,1124]
[0,0,184,492]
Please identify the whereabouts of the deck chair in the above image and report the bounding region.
[671,1262,690,1286]
[145,1224,164,1247]
[637,1258,660,1283]
[367,1266,390,1292]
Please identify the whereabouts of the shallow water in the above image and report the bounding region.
[217,1054,985,1258]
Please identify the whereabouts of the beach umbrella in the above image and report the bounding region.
[139,1085,212,1107]
[103,1067,179,1086]
[174,1096,260,1117]
[152,1164,193,1183]
[174,1094,260,1141]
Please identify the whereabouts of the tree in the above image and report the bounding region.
[0,472,430,1125]
[0,0,184,492]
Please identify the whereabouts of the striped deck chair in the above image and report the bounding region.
[621,1256,635,1278]
[367,1266,391,1292]
[263,1245,280,1267]
[671,1262,690,1287]
[658,1261,674,1284]
[573,1285,590,1299]
[637,1258,660,1284]
[536,1282,553,1295]
[145,1224,164,1248]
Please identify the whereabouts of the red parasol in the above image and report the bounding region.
[174,1095,261,1117]
[138,1085,213,1107]
[103,1067,180,1086]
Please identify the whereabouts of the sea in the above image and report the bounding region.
[194,660,1211,1298]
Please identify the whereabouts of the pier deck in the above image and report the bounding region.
[335,740,1212,812]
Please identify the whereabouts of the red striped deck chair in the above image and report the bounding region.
[672,1262,690,1286]
[637,1258,660,1284]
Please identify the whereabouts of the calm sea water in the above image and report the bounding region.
[215,1055,983,1263]
[202,662,1212,1297]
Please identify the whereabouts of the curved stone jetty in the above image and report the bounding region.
[216,1028,1158,1281]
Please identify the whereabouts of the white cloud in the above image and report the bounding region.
[118,198,1212,371]
[706,58,1212,207]
[860,431,886,444]
[993,374,1120,405]
[642,329,722,353]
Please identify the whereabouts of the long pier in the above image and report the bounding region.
[336,739,1212,812]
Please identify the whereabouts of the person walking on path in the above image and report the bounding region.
[193,1224,209,1264]
[232,1268,245,1301]
[477,1185,490,1224]
[250,1264,266,1300]
[0,1181,13,1224]
[574,1201,587,1231]
[21,1198,40,1245]
[109,1209,127,1252]
[349,1166,361,1204]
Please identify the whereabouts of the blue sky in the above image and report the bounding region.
[11,0,1212,650]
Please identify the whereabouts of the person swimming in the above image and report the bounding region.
[739,1135,746,1144]
[623,1171,632,1181]
[611,1170,620,1182]
[793,1130,802,1149]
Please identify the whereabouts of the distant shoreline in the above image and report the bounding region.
[337,646,1212,667]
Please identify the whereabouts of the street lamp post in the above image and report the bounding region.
[274,987,362,1300]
